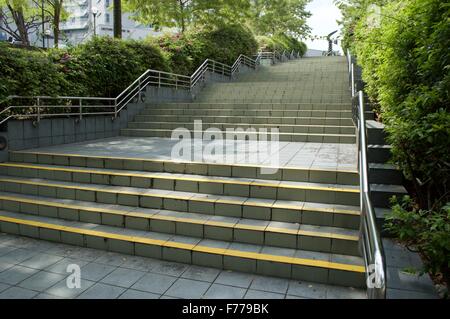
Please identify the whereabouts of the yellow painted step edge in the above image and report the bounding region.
[0,178,361,214]
[0,195,358,241]
[0,163,359,193]
[9,151,358,174]
[0,215,365,273]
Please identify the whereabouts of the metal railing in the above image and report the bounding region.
[0,49,300,127]
[347,49,386,299]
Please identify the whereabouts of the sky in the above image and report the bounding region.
[303,0,343,52]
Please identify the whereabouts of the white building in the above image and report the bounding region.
[59,0,165,47]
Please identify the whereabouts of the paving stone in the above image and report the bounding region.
[45,278,95,298]
[181,265,221,283]
[203,283,246,299]
[18,271,66,292]
[131,273,177,295]
[250,275,290,294]
[149,259,189,277]
[0,248,38,265]
[0,286,38,299]
[19,253,63,270]
[77,283,126,299]
[94,252,127,267]
[287,280,328,299]
[119,289,161,299]
[46,257,90,275]
[244,289,285,299]
[101,268,146,288]
[214,270,254,289]
[165,278,211,299]
[0,265,39,285]
[80,262,116,282]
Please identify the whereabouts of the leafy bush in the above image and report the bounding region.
[68,37,169,97]
[385,196,450,286]
[256,34,307,56]
[0,43,70,101]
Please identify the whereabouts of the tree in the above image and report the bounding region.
[0,0,43,46]
[123,0,251,33]
[248,0,311,37]
[114,0,122,38]
[32,0,68,48]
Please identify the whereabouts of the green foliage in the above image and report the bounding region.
[257,34,307,56]
[385,196,450,284]
[0,43,70,101]
[337,0,450,284]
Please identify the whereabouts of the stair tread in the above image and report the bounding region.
[0,167,360,192]
[0,174,361,215]
[0,209,365,272]
[0,191,359,239]
[130,121,354,127]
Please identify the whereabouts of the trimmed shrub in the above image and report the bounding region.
[256,34,307,56]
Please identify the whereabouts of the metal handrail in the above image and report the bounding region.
[0,50,299,126]
[347,49,386,299]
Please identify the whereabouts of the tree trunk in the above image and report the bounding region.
[179,0,185,33]
[113,0,122,38]
[53,2,62,48]
[7,4,30,46]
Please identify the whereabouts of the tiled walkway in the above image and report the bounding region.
[0,233,366,299]
[18,136,358,171]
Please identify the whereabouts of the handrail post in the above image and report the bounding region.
[158,73,161,88]
[114,99,117,118]
[79,99,83,120]
[36,97,41,123]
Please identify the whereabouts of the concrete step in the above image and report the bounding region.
[0,169,361,227]
[134,114,353,126]
[369,163,403,185]
[0,192,360,255]
[370,184,408,208]
[8,150,359,184]
[126,122,356,135]
[196,97,351,104]
[367,120,387,145]
[148,102,353,111]
[0,209,366,287]
[140,108,353,118]
[0,162,360,202]
[121,128,357,144]
[368,144,392,163]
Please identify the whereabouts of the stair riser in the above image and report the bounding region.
[127,122,356,135]
[369,167,403,185]
[196,98,351,104]
[0,181,360,228]
[134,115,353,126]
[0,198,359,256]
[141,109,353,118]
[0,219,365,287]
[121,129,357,144]
[368,146,392,163]
[9,152,359,185]
[371,190,406,208]
[147,103,354,110]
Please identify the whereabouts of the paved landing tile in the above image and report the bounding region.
[0,286,38,299]
[0,282,10,293]
[244,289,285,299]
[181,265,221,283]
[33,293,64,299]
[19,253,64,270]
[203,284,246,299]
[0,265,39,285]
[18,271,66,292]
[80,262,116,282]
[149,260,190,277]
[0,248,38,265]
[0,244,17,256]
[120,256,155,272]
[214,270,254,289]
[45,278,95,298]
[250,276,290,294]
[119,289,161,299]
[131,273,177,295]
[326,286,366,299]
[165,278,211,299]
[77,283,126,299]
[287,280,327,299]
[0,261,14,273]
[46,257,90,275]
[100,268,146,288]
[94,252,128,267]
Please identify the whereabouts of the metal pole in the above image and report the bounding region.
[79,99,83,120]
[36,97,41,122]
[93,14,97,37]
[41,0,45,48]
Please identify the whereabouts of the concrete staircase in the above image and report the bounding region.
[0,56,407,290]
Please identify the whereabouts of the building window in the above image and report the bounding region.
[105,0,110,7]
[105,13,110,23]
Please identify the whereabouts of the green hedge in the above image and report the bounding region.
[149,24,259,75]
[343,0,450,285]
[257,34,307,56]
